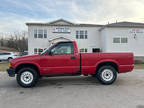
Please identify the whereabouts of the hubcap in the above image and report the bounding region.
[101,69,113,81]
[20,71,33,84]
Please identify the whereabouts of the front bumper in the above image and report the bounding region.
[7,67,15,77]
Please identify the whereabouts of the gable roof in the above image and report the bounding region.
[26,19,103,27]
[26,19,144,28]
[47,18,75,25]
[106,21,144,28]
[99,21,144,31]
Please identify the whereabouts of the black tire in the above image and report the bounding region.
[96,65,117,85]
[16,67,39,88]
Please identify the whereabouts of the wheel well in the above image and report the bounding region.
[15,63,40,75]
[96,62,118,73]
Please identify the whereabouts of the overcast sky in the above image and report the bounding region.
[0,0,144,33]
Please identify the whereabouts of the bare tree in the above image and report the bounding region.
[0,31,28,52]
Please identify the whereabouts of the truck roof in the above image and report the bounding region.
[57,41,75,43]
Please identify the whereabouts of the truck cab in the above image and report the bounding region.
[39,41,81,75]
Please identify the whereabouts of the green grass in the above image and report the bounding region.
[0,62,8,71]
[0,62,144,72]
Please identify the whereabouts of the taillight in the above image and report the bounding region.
[14,54,17,56]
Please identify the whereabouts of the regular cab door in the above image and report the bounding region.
[40,42,80,75]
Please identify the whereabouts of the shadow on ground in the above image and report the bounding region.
[0,75,131,89]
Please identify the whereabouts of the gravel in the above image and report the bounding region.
[0,70,144,108]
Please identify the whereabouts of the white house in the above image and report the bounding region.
[26,19,144,57]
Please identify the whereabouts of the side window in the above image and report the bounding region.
[51,43,73,55]
[3,53,11,55]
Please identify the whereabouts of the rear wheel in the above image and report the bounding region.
[17,67,39,88]
[96,65,117,85]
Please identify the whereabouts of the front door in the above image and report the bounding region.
[40,42,80,75]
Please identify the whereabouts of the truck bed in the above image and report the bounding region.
[81,52,134,75]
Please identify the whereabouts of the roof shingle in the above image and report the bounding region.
[106,21,144,27]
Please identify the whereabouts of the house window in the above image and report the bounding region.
[34,29,47,38]
[38,48,43,53]
[76,30,88,39]
[38,30,43,38]
[113,37,128,43]
[85,30,88,39]
[85,49,87,52]
[92,48,101,53]
[121,38,128,43]
[80,31,84,39]
[34,30,37,38]
[113,38,120,43]
[76,31,79,39]
[44,30,47,38]
[80,48,87,53]
[80,49,84,53]
[34,48,37,54]
[34,48,45,54]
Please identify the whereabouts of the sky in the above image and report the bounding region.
[0,0,144,33]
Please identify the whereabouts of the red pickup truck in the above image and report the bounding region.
[7,41,134,87]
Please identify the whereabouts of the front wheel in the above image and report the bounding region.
[96,65,117,85]
[17,67,39,88]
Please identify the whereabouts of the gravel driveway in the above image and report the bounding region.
[0,70,144,108]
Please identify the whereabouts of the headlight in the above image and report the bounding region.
[8,62,11,67]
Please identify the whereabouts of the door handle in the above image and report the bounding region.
[71,56,76,59]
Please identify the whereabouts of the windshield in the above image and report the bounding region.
[40,43,55,55]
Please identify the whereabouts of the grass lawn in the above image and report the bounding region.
[0,62,8,72]
[134,64,144,69]
[0,62,144,72]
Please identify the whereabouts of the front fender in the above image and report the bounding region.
[13,61,41,72]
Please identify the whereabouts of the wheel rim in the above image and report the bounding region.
[20,71,33,84]
[101,69,114,81]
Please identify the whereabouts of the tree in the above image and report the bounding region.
[0,31,28,52]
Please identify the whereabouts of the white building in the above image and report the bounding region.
[26,19,144,57]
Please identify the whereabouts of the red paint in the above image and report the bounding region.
[10,41,134,75]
